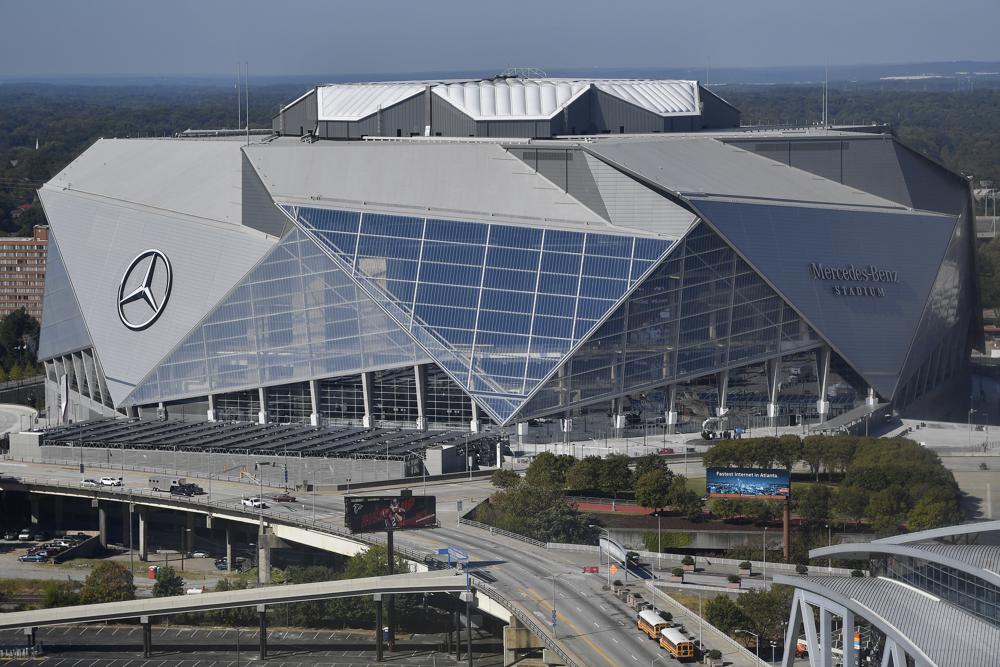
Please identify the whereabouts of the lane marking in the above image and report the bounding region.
[525,587,620,667]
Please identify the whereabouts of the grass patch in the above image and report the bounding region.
[685,477,706,495]
[665,591,705,615]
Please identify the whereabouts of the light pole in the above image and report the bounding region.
[770,640,778,664]
[762,526,768,589]
[970,406,978,448]
[549,574,558,639]
[826,523,832,572]
[591,525,612,589]
[736,629,760,663]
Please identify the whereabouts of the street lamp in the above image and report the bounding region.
[825,523,832,572]
[762,526,768,589]
[590,525,613,589]
[735,629,760,663]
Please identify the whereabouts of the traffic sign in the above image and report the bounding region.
[853,630,861,650]
[551,609,557,627]
[582,566,599,574]
[610,563,618,574]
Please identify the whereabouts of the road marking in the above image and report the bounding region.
[611,637,619,644]
[526,587,620,667]
[630,653,638,661]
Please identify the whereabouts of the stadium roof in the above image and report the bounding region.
[296,78,704,123]
[775,574,1000,667]
[811,542,1000,589]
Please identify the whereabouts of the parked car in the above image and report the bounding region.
[3,531,16,540]
[99,477,123,487]
[189,550,212,558]
[657,447,675,455]
[32,531,47,542]
[214,556,247,571]
[18,553,47,563]
[241,497,267,509]
[51,540,72,549]
[81,478,100,488]
[270,493,296,503]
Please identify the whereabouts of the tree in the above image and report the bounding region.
[564,456,603,492]
[152,565,185,597]
[704,595,747,635]
[709,498,744,521]
[491,469,521,491]
[735,585,795,645]
[525,452,574,489]
[833,486,869,529]
[80,561,135,603]
[635,470,672,511]
[907,489,962,531]
[634,453,670,479]
[865,487,910,535]
[41,580,80,608]
[795,485,833,526]
[802,437,825,480]
[979,237,1000,319]
[775,435,803,471]
[599,454,634,505]
[668,476,703,519]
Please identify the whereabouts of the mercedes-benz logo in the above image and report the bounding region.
[117,249,172,331]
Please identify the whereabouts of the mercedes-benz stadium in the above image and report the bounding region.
[36,77,981,443]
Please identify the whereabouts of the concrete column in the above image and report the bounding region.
[461,590,474,667]
[257,387,268,424]
[257,528,271,585]
[841,609,856,667]
[141,616,152,658]
[184,513,195,554]
[819,607,833,667]
[414,365,427,431]
[258,605,267,659]
[122,504,131,549]
[766,358,782,423]
[309,379,320,427]
[157,402,167,420]
[816,346,831,422]
[716,369,730,417]
[226,526,233,572]
[23,627,35,650]
[866,386,877,407]
[206,394,216,422]
[29,496,40,526]
[98,503,108,548]
[361,372,373,428]
[469,399,480,433]
[138,507,148,561]
[665,384,678,434]
[374,592,384,662]
[54,496,64,527]
[126,405,139,420]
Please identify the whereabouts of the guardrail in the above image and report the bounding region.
[457,517,546,548]
[473,580,583,667]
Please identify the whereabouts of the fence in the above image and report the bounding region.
[457,517,547,548]
[13,445,410,487]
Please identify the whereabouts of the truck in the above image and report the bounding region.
[149,477,187,492]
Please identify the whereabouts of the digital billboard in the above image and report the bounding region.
[706,468,790,500]
[344,495,437,533]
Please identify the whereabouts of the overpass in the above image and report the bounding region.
[1,476,590,667]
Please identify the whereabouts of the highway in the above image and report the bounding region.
[0,459,715,667]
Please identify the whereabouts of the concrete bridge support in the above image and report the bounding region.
[225,525,233,572]
[97,503,108,548]
[503,616,557,666]
[258,605,267,660]
[29,496,40,527]
[137,507,148,561]
[140,616,151,658]
[257,526,272,585]
[374,593,383,662]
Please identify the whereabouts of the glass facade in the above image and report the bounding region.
[371,367,418,424]
[425,365,473,427]
[287,204,673,423]
[267,381,312,423]
[518,223,822,420]
[879,555,1000,627]
[317,375,366,424]
[215,389,260,422]
[128,228,427,406]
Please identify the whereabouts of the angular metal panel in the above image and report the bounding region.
[37,231,92,360]
[690,198,958,398]
[38,187,274,405]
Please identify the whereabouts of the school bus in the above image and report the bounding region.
[637,609,669,639]
[660,626,696,660]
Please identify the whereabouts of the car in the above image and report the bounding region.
[170,486,195,497]
[32,532,47,542]
[241,497,267,509]
[657,447,675,455]
[3,531,16,540]
[16,530,31,541]
[182,484,205,495]
[51,540,72,549]
[99,477,123,487]
[81,478,100,488]
[270,493,296,503]
[18,553,46,563]
[213,558,229,570]
[189,550,212,558]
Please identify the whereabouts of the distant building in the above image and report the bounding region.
[0,225,47,322]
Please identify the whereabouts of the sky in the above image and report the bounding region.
[2,0,999,79]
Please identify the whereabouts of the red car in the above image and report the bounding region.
[270,493,296,503]
[657,447,675,455]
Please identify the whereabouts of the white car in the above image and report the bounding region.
[189,550,212,558]
[99,477,123,487]
[241,497,266,509]
[81,478,100,488]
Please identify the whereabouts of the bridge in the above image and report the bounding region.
[0,473,613,667]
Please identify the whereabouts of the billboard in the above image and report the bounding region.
[345,495,437,533]
[706,468,790,500]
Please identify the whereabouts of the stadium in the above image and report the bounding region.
[34,76,980,466]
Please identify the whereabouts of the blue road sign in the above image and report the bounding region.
[551,609,557,627]
[437,548,450,555]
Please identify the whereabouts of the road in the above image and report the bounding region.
[0,403,36,435]
[0,624,502,666]
[0,460,723,667]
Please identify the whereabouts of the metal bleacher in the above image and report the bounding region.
[39,418,500,462]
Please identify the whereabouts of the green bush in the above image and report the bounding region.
[682,555,695,566]
[671,567,684,577]
[795,564,808,575]
[641,531,692,552]
[727,574,741,584]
